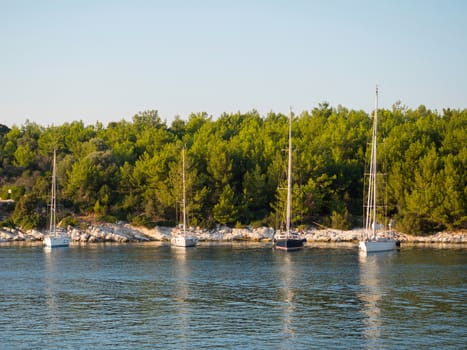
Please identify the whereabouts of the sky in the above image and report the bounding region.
[1,0,466,127]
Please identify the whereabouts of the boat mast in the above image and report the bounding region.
[182,147,187,235]
[286,109,293,236]
[365,87,379,240]
[50,149,57,234]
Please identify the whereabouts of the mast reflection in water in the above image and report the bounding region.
[358,251,396,347]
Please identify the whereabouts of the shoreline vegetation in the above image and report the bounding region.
[0,223,465,245]
[1,107,465,238]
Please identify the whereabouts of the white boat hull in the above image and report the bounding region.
[359,239,397,253]
[171,236,197,247]
[44,235,70,248]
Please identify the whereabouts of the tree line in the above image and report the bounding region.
[0,103,465,234]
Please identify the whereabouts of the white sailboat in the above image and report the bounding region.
[44,149,70,248]
[171,147,197,248]
[359,87,398,253]
[273,111,306,251]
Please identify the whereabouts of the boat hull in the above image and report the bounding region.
[359,239,398,253]
[171,236,197,247]
[44,235,70,248]
[274,238,305,251]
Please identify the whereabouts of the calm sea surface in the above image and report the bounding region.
[0,242,465,349]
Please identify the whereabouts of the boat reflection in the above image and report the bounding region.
[277,253,297,344]
[43,247,59,327]
[172,247,191,341]
[358,250,395,348]
[173,247,189,302]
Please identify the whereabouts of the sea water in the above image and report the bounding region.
[0,242,465,349]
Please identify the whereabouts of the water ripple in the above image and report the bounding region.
[0,244,465,349]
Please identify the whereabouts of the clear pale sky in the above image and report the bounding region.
[2,0,466,127]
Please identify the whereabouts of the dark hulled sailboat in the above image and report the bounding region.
[273,111,306,251]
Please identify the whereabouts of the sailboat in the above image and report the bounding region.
[359,87,398,253]
[171,147,197,247]
[44,149,70,248]
[273,111,306,251]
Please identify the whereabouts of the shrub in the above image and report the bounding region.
[330,209,352,230]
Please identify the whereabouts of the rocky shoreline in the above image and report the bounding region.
[0,223,465,245]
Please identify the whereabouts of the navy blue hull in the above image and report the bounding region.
[274,238,305,251]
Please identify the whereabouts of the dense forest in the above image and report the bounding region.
[0,103,465,235]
